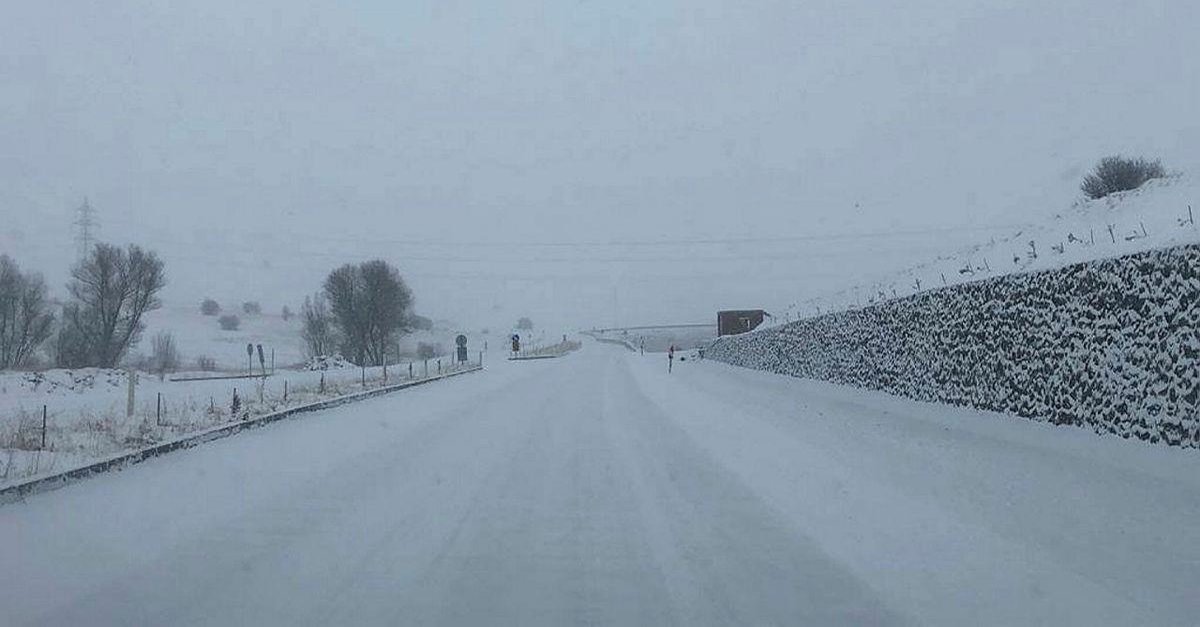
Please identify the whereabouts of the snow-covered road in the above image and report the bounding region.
[3,343,1199,626]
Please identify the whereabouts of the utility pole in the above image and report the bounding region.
[73,197,98,261]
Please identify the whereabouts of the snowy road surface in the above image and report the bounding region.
[3,343,1199,626]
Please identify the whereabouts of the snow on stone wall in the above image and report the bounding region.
[707,243,1200,447]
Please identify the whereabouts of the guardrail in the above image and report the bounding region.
[0,365,483,505]
[589,336,637,351]
[589,323,714,333]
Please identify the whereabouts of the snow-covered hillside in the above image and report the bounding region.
[139,305,305,370]
[780,174,1200,321]
[138,303,486,371]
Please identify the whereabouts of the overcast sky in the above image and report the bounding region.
[2,0,1197,330]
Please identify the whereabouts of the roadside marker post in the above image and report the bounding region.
[126,370,136,418]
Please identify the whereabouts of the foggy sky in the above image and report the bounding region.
[2,0,1198,330]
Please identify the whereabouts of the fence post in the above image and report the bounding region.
[320,372,325,394]
[424,360,428,377]
[437,359,441,374]
[409,362,413,379]
[284,380,289,402]
[126,370,136,418]
[41,405,47,450]
[156,392,162,426]
[361,365,366,388]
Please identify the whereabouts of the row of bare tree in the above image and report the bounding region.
[0,243,165,370]
[5,250,420,371]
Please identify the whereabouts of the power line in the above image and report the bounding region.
[99,216,1025,250]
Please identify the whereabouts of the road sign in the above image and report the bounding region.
[456,334,467,348]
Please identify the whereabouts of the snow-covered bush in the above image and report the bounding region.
[708,243,1200,448]
[304,354,353,371]
[217,314,240,331]
[416,342,437,360]
[1081,155,1165,199]
[200,298,220,316]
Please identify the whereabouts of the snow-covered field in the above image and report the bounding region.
[513,339,582,358]
[0,353,479,487]
[1,341,1196,625]
[139,305,307,370]
[0,295,493,485]
[781,175,1200,321]
[139,303,481,371]
[588,326,717,353]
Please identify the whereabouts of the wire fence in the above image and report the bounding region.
[0,353,483,485]
[781,203,1196,322]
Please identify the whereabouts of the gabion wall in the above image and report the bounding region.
[707,244,1200,447]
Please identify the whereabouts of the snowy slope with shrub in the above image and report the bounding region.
[783,175,1200,320]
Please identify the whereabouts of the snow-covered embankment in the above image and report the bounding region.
[708,243,1200,447]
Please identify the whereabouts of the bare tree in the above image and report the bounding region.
[0,256,55,369]
[323,260,413,366]
[300,293,334,358]
[61,243,166,368]
[149,331,180,376]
